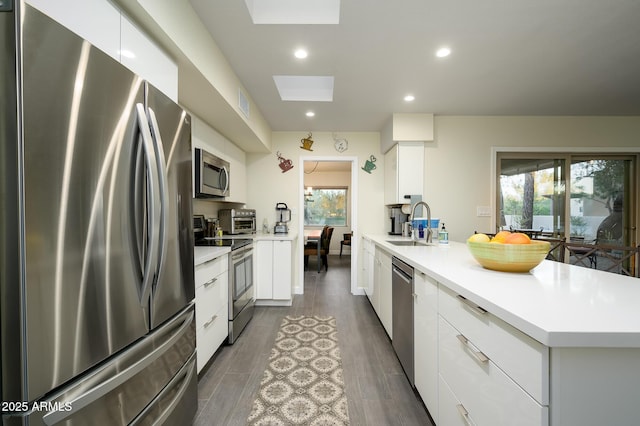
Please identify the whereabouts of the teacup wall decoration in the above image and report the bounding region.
[276,151,294,173]
[300,133,314,151]
[361,155,377,174]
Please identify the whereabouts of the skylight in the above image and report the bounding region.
[244,0,341,24]
[273,76,334,102]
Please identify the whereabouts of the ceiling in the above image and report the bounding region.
[189,0,640,133]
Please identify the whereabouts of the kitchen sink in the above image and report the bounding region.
[386,240,431,246]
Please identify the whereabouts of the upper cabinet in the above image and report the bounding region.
[120,15,178,101]
[384,142,424,205]
[26,0,178,101]
[380,113,434,154]
[192,116,247,204]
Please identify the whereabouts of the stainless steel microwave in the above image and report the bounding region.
[194,148,230,198]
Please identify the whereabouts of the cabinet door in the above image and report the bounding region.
[363,241,375,300]
[397,143,424,202]
[414,270,439,423]
[120,15,178,101]
[272,241,292,300]
[384,146,399,205]
[255,241,273,299]
[376,249,393,337]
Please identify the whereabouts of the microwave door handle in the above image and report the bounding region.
[147,107,169,282]
[135,103,161,306]
[220,165,229,195]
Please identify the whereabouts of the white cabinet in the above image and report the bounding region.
[195,254,229,373]
[27,0,121,61]
[120,15,178,101]
[414,270,439,423]
[437,286,549,426]
[384,142,424,205]
[363,238,375,301]
[255,239,293,305]
[374,247,393,337]
[26,0,178,100]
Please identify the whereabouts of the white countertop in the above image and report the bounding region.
[194,246,230,265]
[253,231,297,241]
[366,234,640,348]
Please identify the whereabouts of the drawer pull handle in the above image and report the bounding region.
[456,294,488,315]
[412,293,417,299]
[204,315,218,328]
[456,404,473,425]
[204,277,218,287]
[456,334,489,363]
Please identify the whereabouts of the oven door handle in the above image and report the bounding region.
[231,247,253,261]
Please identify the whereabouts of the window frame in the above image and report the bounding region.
[493,148,639,250]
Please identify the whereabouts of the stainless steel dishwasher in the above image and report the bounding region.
[392,256,414,386]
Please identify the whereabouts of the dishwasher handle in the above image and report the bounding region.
[392,265,412,284]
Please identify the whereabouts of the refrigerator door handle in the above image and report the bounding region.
[146,107,169,283]
[135,103,161,306]
[41,309,194,425]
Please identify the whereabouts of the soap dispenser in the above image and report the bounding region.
[439,223,449,244]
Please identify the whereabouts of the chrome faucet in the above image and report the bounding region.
[409,201,433,243]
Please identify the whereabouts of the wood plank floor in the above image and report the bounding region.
[195,255,434,426]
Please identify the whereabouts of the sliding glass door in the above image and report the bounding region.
[497,152,637,268]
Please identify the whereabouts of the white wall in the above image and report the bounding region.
[247,132,384,293]
[425,116,640,243]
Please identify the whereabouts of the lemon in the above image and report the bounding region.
[467,233,490,243]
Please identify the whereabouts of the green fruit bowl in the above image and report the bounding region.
[467,240,550,272]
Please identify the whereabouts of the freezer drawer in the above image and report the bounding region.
[7,305,196,426]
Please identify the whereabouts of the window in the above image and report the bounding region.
[304,187,347,226]
[496,152,638,272]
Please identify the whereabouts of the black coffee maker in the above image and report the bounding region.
[389,207,408,235]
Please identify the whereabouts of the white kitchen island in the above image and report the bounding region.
[365,235,640,426]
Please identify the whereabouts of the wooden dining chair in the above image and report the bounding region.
[340,232,352,256]
[304,226,334,272]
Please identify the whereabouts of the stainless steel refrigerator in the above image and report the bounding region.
[1,3,197,424]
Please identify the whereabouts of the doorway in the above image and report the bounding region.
[298,156,359,295]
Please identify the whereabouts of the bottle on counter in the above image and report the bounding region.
[439,223,449,244]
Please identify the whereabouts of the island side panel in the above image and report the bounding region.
[549,347,640,426]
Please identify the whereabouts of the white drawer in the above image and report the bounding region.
[195,255,227,288]
[438,285,548,404]
[438,375,477,426]
[439,316,548,426]
[196,303,228,373]
[195,271,228,330]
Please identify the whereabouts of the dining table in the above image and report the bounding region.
[304,229,323,273]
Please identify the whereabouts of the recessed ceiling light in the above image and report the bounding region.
[306,111,315,117]
[404,94,415,102]
[294,49,308,59]
[436,47,451,58]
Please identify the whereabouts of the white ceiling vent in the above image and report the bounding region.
[244,0,340,24]
[238,89,250,118]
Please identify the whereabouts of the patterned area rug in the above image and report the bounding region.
[246,315,350,425]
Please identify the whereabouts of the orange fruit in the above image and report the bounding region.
[490,230,511,243]
[504,232,531,244]
[468,233,490,243]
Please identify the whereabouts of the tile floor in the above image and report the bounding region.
[194,255,434,426]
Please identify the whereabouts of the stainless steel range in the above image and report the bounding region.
[194,229,254,344]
